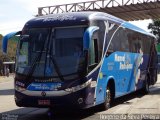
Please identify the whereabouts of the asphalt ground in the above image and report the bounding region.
[0,75,160,120]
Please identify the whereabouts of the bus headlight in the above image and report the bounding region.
[65,79,92,92]
[15,85,26,92]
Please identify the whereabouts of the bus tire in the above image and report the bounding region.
[141,77,149,94]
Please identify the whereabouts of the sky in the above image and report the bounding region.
[0,0,152,35]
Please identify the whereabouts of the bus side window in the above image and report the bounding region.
[107,27,129,55]
[89,31,99,70]
[94,38,98,63]
[107,43,114,56]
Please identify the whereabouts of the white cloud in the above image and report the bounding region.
[0,20,25,35]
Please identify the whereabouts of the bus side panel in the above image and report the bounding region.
[95,51,150,104]
[136,54,149,88]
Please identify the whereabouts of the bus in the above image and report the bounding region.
[157,53,160,73]
[2,11,158,110]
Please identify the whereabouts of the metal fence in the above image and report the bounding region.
[38,0,159,16]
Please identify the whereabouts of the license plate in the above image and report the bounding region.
[38,100,50,105]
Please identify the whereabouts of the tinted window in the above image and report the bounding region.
[17,27,86,80]
[128,31,152,54]
[108,27,129,52]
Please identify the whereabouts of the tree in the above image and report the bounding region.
[7,36,18,61]
[148,19,160,43]
[0,34,18,62]
[0,34,3,40]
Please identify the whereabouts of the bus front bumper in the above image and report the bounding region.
[14,87,94,109]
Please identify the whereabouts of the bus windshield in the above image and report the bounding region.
[16,27,86,80]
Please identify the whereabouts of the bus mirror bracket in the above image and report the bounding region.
[20,35,30,49]
[20,35,29,42]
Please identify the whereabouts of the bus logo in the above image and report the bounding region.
[41,91,46,97]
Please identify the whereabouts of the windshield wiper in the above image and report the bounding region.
[25,37,46,82]
[25,29,65,82]
[50,55,65,81]
[47,30,65,81]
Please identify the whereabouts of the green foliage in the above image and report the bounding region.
[8,36,19,60]
[156,43,160,53]
[0,35,18,62]
[148,19,160,43]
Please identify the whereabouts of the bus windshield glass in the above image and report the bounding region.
[16,27,86,80]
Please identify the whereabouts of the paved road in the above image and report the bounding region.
[0,75,160,120]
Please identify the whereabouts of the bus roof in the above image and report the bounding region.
[24,11,155,38]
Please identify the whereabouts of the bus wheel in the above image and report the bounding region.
[141,78,149,94]
[100,86,112,110]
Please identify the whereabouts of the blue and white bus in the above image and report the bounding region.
[2,12,157,110]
